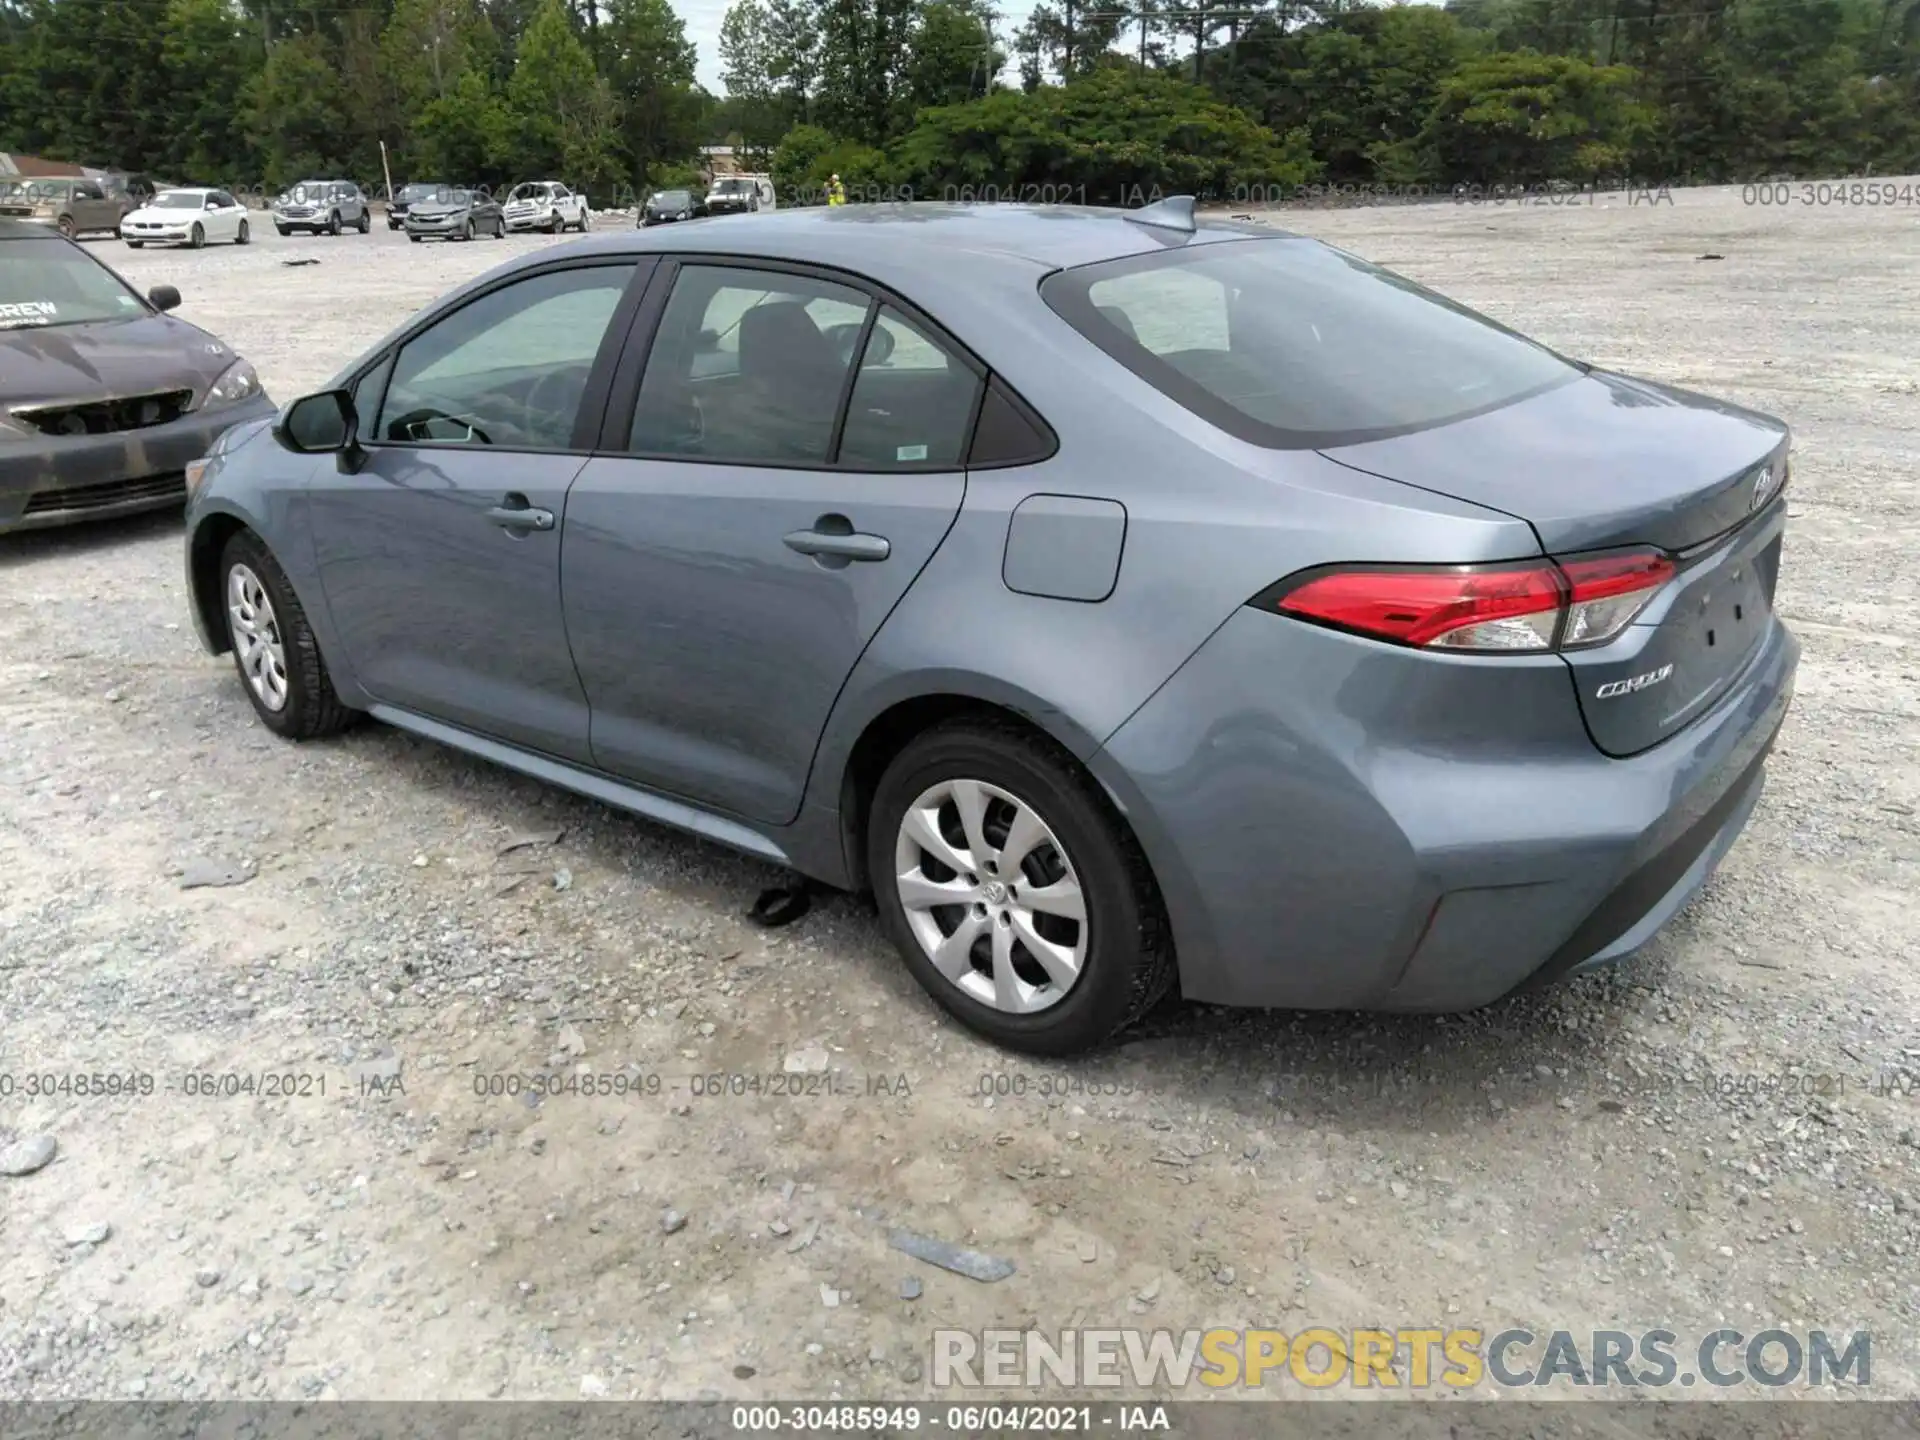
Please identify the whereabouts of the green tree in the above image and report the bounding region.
[242,32,354,187]
[904,0,1002,110]
[502,0,624,187]
[602,0,704,185]
[888,68,1319,202]
[1381,48,1649,183]
[159,0,263,181]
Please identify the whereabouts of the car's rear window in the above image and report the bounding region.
[1040,237,1582,449]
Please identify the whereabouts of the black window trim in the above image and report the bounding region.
[598,253,1005,476]
[1040,235,1584,453]
[344,254,658,458]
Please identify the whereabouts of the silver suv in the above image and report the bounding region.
[272,180,371,236]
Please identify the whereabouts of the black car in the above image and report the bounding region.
[387,182,450,230]
[403,187,506,242]
[0,218,274,532]
[641,189,705,226]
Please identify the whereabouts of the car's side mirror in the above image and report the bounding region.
[274,389,361,467]
[148,285,181,313]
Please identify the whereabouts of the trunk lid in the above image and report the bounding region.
[1323,369,1790,755]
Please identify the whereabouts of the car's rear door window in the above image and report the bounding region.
[1042,238,1582,449]
[627,264,871,465]
[837,306,983,469]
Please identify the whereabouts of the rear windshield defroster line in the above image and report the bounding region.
[1039,237,1586,451]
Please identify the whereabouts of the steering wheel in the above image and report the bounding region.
[521,368,582,446]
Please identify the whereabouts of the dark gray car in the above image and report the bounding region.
[180,200,1797,1054]
[404,188,505,242]
[0,219,275,533]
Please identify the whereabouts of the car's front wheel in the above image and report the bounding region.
[867,719,1174,1055]
[357,208,370,233]
[327,211,341,235]
[126,239,144,248]
[219,531,360,740]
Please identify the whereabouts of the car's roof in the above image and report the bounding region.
[569,202,1288,283]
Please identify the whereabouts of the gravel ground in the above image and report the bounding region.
[1,190,1917,1404]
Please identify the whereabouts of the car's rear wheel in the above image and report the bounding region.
[219,531,360,740]
[867,719,1174,1055]
[236,219,250,245]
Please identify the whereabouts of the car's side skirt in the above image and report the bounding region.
[366,704,792,867]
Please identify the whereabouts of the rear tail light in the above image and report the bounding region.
[1262,548,1675,654]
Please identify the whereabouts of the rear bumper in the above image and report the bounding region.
[0,395,277,535]
[1091,607,1798,1011]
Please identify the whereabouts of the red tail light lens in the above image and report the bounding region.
[1264,549,1673,653]
[1558,550,1676,648]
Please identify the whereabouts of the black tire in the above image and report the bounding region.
[189,223,205,249]
[357,208,370,233]
[57,214,76,238]
[409,232,422,242]
[126,239,143,248]
[493,216,506,238]
[236,219,249,245]
[218,530,360,741]
[276,225,290,236]
[867,717,1174,1056]
[462,218,475,241]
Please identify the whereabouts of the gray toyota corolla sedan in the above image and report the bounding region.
[1,218,274,533]
[180,198,1797,1054]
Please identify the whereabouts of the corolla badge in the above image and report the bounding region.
[1596,663,1674,700]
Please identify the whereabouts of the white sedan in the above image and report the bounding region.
[501,181,590,234]
[121,188,252,248]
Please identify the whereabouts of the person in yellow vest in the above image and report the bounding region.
[826,174,846,207]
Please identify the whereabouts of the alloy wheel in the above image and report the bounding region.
[893,778,1088,1014]
[227,563,290,712]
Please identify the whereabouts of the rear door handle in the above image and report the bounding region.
[486,496,554,532]
[784,525,890,563]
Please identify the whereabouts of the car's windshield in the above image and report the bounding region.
[508,184,551,201]
[151,191,206,209]
[1044,237,1581,448]
[399,184,441,202]
[0,237,147,330]
[713,180,746,194]
[655,190,691,206]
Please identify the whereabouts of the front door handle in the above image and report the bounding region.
[784,518,890,563]
[486,495,554,532]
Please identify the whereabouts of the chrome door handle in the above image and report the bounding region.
[486,500,554,532]
[783,527,890,562]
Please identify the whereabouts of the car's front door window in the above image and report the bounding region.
[375,264,636,451]
[628,265,871,465]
